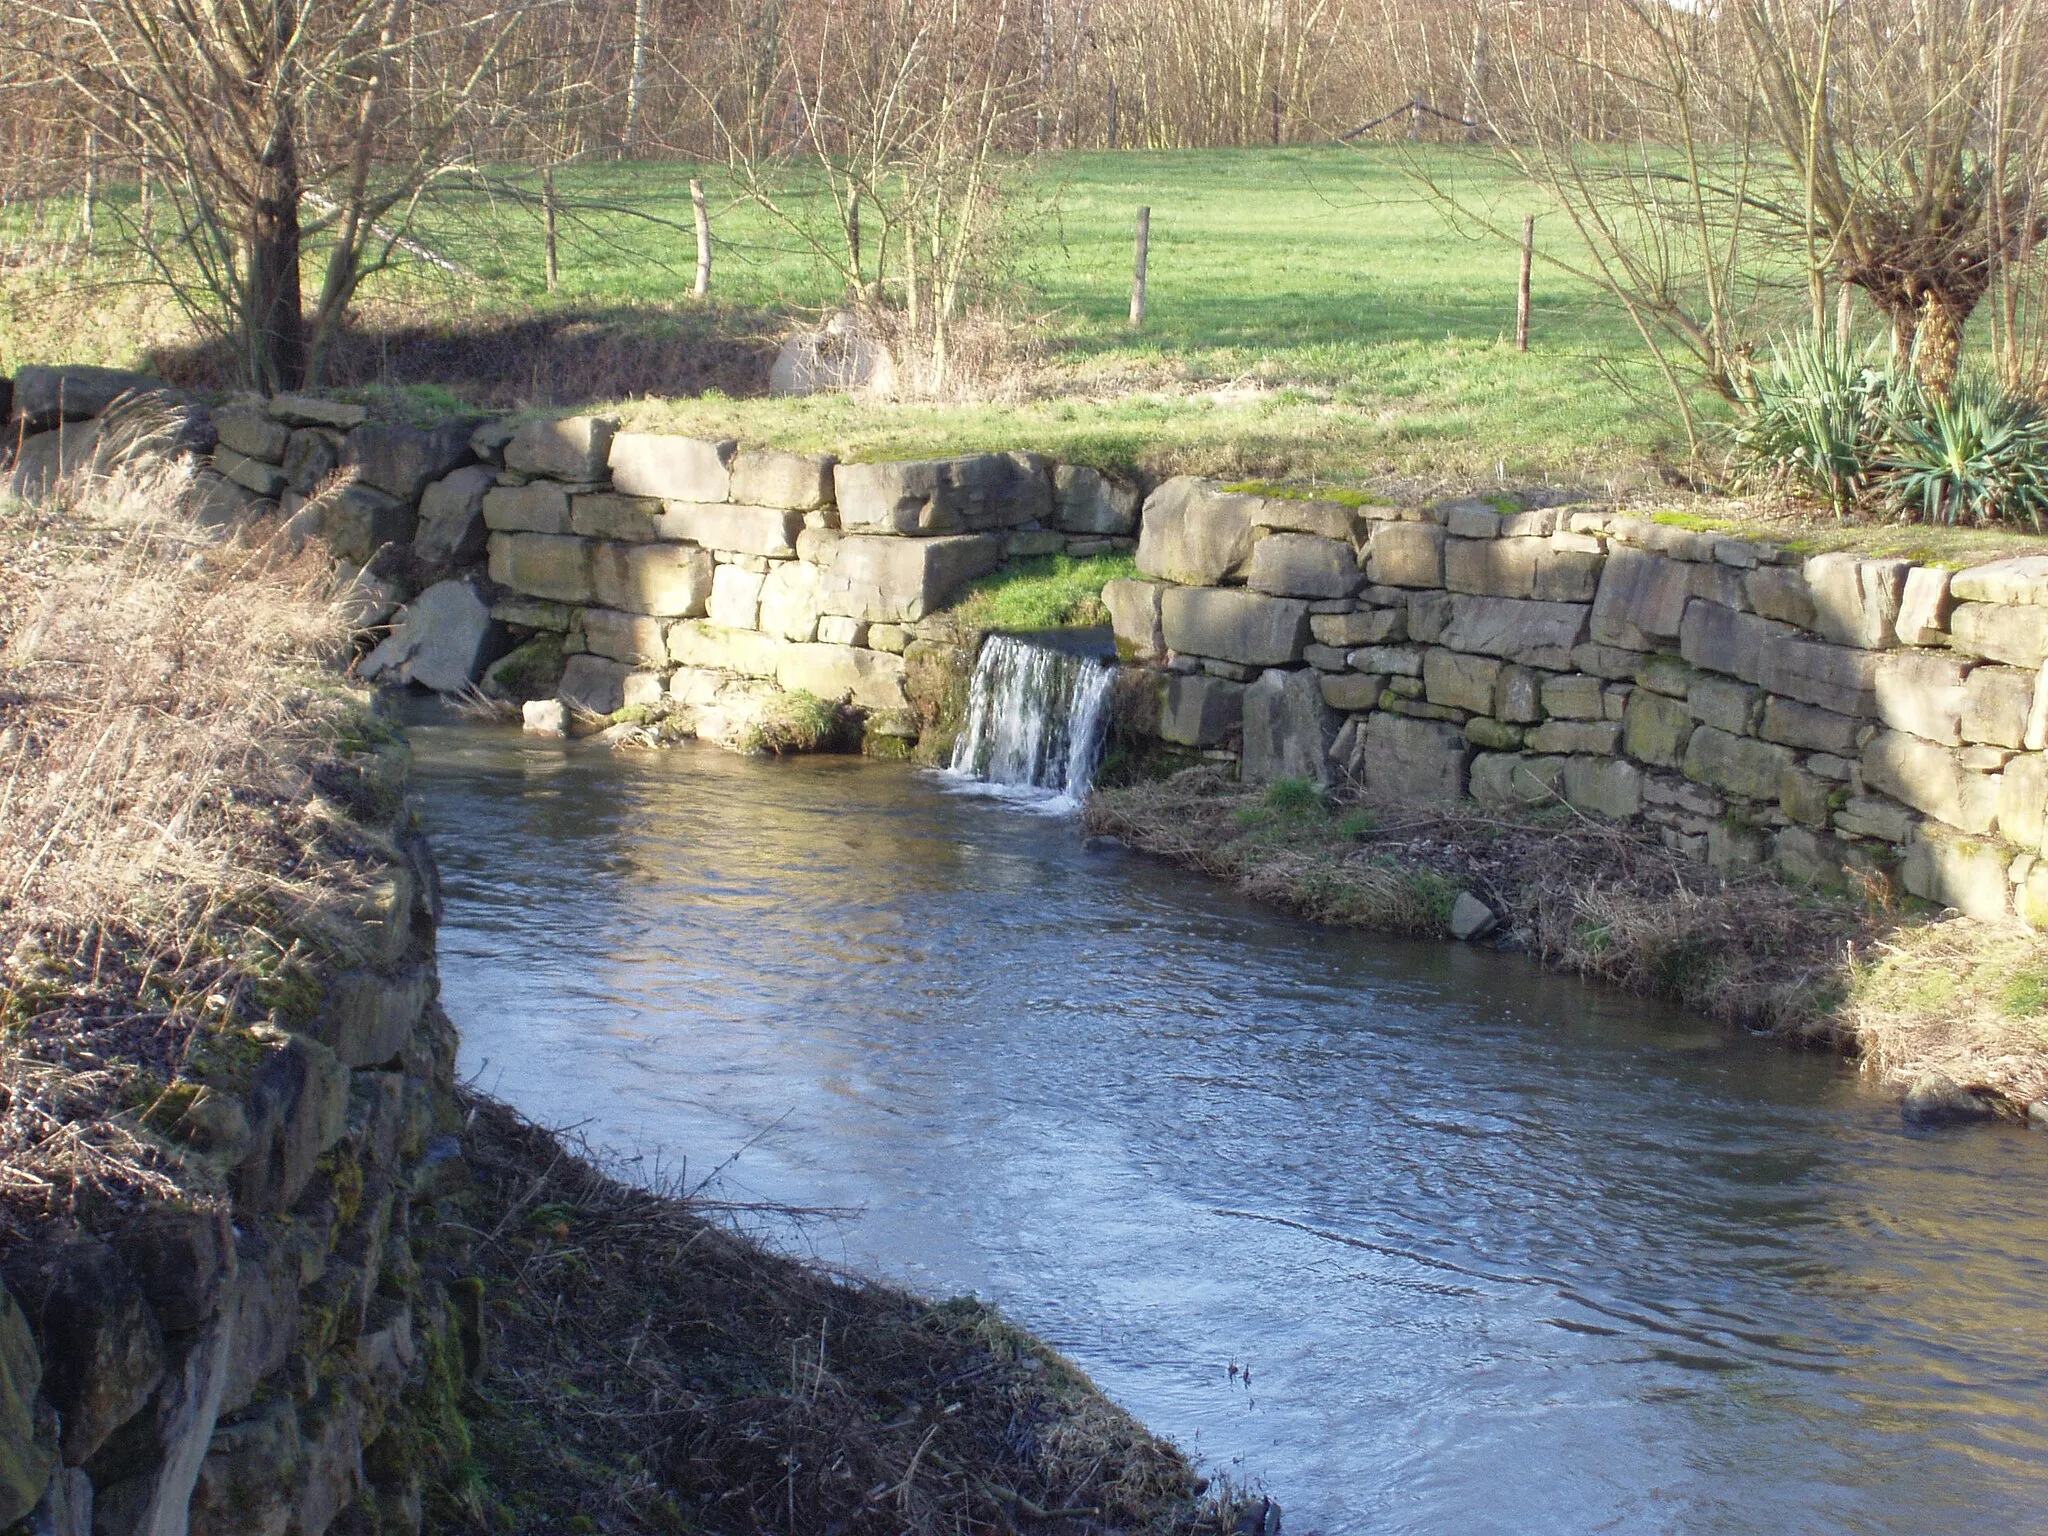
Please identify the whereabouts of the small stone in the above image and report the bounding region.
[1449,892,1498,940]
[2028,1100,2048,1131]
[522,699,567,737]
[1902,1072,1997,1126]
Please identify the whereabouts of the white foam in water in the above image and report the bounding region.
[942,633,1117,812]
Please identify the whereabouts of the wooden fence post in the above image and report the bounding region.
[691,178,711,300]
[1516,214,1533,353]
[542,165,560,293]
[1130,206,1150,329]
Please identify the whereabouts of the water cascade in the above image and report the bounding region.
[947,632,1116,805]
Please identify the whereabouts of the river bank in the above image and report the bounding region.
[1084,769,2048,1121]
[0,476,1225,1535]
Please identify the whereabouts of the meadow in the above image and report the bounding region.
[4,148,1698,484]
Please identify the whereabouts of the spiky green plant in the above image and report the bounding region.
[1883,380,2048,530]
[1729,335,1901,515]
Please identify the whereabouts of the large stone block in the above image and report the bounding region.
[1951,602,2048,667]
[1241,668,1340,785]
[1678,599,1791,685]
[1103,578,1167,661]
[1364,522,1446,589]
[655,502,804,558]
[1963,664,2035,748]
[1998,754,2048,848]
[1950,555,2048,605]
[758,560,823,642]
[1423,648,1501,713]
[1896,566,1955,645]
[10,363,165,431]
[834,453,1050,535]
[414,465,494,566]
[481,481,570,534]
[1526,719,1622,754]
[1053,465,1141,534]
[730,448,836,510]
[1623,689,1694,767]
[559,653,631,713]
[1688,676,1760,735]
[213,403,291,462]
[4,1238,166,1468]
[1901,823,2010,920]
[1250,495,1357,540]
[1874,652,1969,744]
[1744,565,1816,627]
[777,643,909,710]
[587,541,711,617]
[1862,728,1996,833]
[1436,595,1588,667]
[1160,587,1311,667]
[1135,478,1264,585]
[578,607,667,667]
[1157,673,1244,746]
[708,563,765,629]
[609,433,735,501]
[1247,533,1360,598]
[1757,635,1881,716]
[8,422,102,501]
[1775,826,1847,888]
[570,492,663,542]
[1590,546,1691,649]
[1804,553,1908,648]
[817,534,1001,623]
[282,428,341,495]
[1542,673,1605,720]
[1361,714,1470,803]
[487,532,595,605]
[1564,755,1643,819]
[1682,726,1795,800]
[666,621,783,678]
[1445,536,1539,598]
[323,484,415,565]
[1758,696,1862,755]
[358,580,501,692]
[341,420,473,501]
[1534,546,1604,603]
[216,444,289,496]
[1470,752,1567,806]
[1321,673,1383,711]
[504,415,616,480]
[1495,664,1543,723]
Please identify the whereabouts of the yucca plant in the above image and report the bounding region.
[1883,380,2048,530]
[1729,336,1898,516]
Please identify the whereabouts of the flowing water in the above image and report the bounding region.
[946,630,1118,808]
[408,719,2048,1535]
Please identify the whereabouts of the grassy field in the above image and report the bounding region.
[5,148,1694,483]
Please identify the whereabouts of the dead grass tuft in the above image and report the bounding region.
[1840,921,2048,1106]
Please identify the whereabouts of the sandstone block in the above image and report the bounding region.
[1135,478,1264,585]
[1804,553,1909,648]
[589,541,712,617]
[610,433,735,501]
[1863,728,1996,833]
[570,492,662,541]
[1951,602,2048,667]
[482,481,571,534]
[1687,561,1750,612]
[1897,566,1955,645]
[215,444,288,497]
[282,428,341,495]
[655,501,804,558]
[758,560,823,643]
[1775,826,1846,888]
[1679,599,1791,684]
[1250,495,1357,540]
[1408,590,1455,643]
[1757,635,1881,716]
[1951,555,2048,605]
[490,531,595,604]
[817,533,1001,623]
[268,392,366,429]
[1902,824,2011,920]
[1423,648,1501,713]
[1591,546,1690,649]
[1564,755,1643,819]
[1780,767,1833,827]
[1052,465,1141,534]
[1320,673,1383,711]
[1160,587,1311,666]
[1470,751,1567,806]
[1570,642,1642,679]
[1963,665,2035,748]
[1445,536,1538,598]
[1834,793,1919,843]
[1441,499,1502,538]
[1311,608,1401,646]
[1534,548,1604,603]
[342,420,473,501]
[414,465,494,565]
[834,453,1049,535]
[1688,676,1760,735]
[4,1239,165,1467]
[1874,652,1969,744]
[578,608,667,667]
[1744,565,1815,627]
[1709,824,1769,872]
[1998,754,2048,848]
[1103,578,1167,661]
[1527,719,1622,755]
[777,643,909,710]
[1364,522,1446,588]
[731,449,836,510]
[1248,533,1361,598]
[1495,664,1543,724]
[1683,725,1795,800]
[213,403,290,462]
[708,563,765,629]
[358,580,500,692]
[1157,673,1244,746]
[1759,696,1862,756]
[1351,644,1424,677]
[1242,668,1340,785]
[1361,714,1469,803]
[1437,595,1588,667]
[1624,689,1694,767]
[324,484,415,565]
[1542,673,1605,720]
[666,621,783,677]
[559,653,631,713]
[505,415,617,481]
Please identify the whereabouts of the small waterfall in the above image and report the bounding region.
[947,632,1116,807]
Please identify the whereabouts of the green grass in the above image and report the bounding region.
[946,552,1136,631]
[3,147,1693,482]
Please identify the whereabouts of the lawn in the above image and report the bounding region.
[3,147,1699,483]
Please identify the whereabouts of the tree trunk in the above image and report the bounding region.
[1914,290,1966,396]
[248,103,305,394]
[624,0,650,156]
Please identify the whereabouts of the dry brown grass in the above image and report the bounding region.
[1840,923,2048,1106]
[0,460,377,1237]
[444,1094,1231,1536]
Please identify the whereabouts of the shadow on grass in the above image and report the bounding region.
[147,303,780,408]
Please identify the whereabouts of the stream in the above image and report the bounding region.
[408,721,2048,1535]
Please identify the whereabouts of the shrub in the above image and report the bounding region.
[1729,338,1897,514]
[1882,380,2048,530]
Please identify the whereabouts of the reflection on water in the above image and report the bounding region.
[408,721,2048,1536]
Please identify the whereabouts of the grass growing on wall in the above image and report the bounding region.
[946,552,1137,631]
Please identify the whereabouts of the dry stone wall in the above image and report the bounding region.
[1107,481,2048,927]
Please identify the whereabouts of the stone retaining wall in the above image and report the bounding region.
[1106,481,2048,926]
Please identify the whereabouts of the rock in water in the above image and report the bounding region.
[522,699,569,738]
[1901,1071,1998,1126]
[358,580,500,693]
[1448,892,1498,941]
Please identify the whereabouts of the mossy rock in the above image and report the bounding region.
[482,635,567,703]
